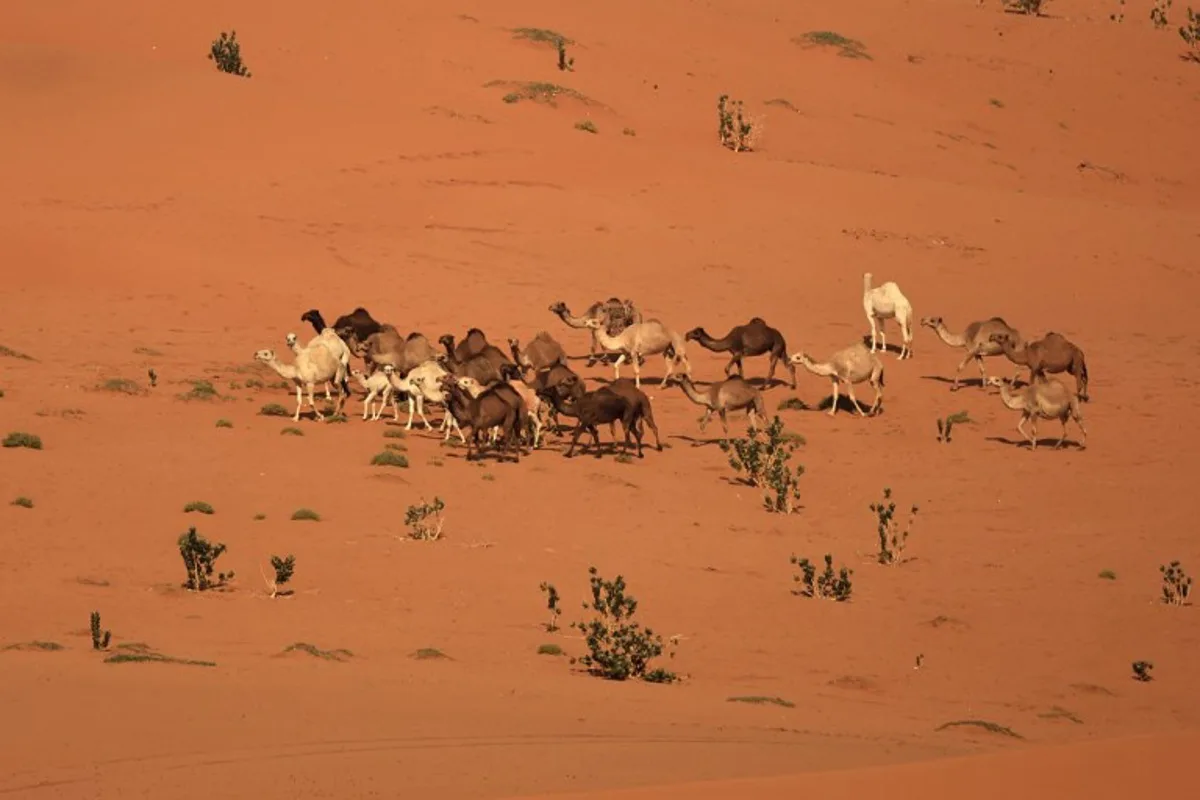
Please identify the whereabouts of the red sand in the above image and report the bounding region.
[2,1,1198,797]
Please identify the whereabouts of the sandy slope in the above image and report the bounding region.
[2,0,1199,797]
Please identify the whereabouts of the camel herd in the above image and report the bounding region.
[250,273,1091,459]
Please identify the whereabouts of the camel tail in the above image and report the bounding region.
[878,366,886,387]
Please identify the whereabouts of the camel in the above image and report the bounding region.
[989,330,1089,402]
[544,384,648,458]
[584,317,691,389]
[920,315,1021,391]
[542,372,663,451]
[439,329,490,363]
[456,374,549,449]
[508,332,568,373]
[439,375,525,462]
[285,330,351,401]
[254,347,347,421]
[350,366,393,421]
[863,273,914,359]
[350,328,439,377]
[663,374,766,435]
[395,365,468,442]
[548,298,642,365]
[684,317,796,388]
[300,307,384,344]
[789,342,884,417]
[986,375,1087,451]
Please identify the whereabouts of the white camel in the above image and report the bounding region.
[285,330,351,400]
[862,272,914,360]
[254,347,346,421]
[351,366,394,421]
[387,360,467,443]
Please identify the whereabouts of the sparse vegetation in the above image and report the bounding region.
[1004,0,1047,15]
[253,513,266,521]
[569,566,679,683]
[383,429,407,439]
[2,640,64,652]
[936,410,972,443]
[0,344,34,361]
[208,30,251,77]
[1039,706,1083,724]
[324,413,348,424]
[1152,0,1173,28]
[177,527,232,591]
[11,496,33,509]
[1099,569,1117,580]
[1132,660,1154,681]
[260,403,290,417]
[411,647,449,660]
[727,695,795,708]
[1160,560,1192,605]
[793,31,872,60]
[99,378,141,394]
[719,416,804,514]
[935,719,1023,739]
[283,642,352,661]
[538,643,564,656]
[790,554,854,601]
[371,450,409,468]
[1181,7,1200,58]
[717,94,755,152]
[266,554,295,598]
[216,418,233,428]
[622,127,636,136]
[3,432,43,450]
[1111,0,1126,22]
[871,487,918,565]
[90,612,111,650]
[511,27,572,46]
[540,581,563,632]
[574,119,598,133]
[489,80,591,107]
[178,380,219,402]
[764,98,799,112]
[405,497,446,541]
[104,642,215,667]
[183,501,214,515]
[989,98,1005,109]
[281,427,304,436]
[557,39,575,72]
[291,508,320,522]
[777,396,808,411]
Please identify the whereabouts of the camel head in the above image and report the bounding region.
[548,301,568,316]
[498,362,522,381]
[300,308,324,327]
[350,368,366,379]
[985,376,1009,388]
[683,327,707,342]
[285,332,299,348]
[383,365,395,377]
[919,316,943,330]
[456,375,483,393]
[437,333,455,350]
[786,352,812,366]
[254,349,276,363]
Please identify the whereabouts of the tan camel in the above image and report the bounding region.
[986,375,1087,451]
[788,342,884,417]
[920,315,1021,391]
[348,328,438,377]
[863,273,914,359]
[548,298,642,365]
[989,331,1090,402]
[663,374,766,435]
[285,330,351,401]
[508,332,567,373]
[254,347,346,421]
[584,317,691,389]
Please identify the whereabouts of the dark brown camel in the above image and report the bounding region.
[989,331,1090,402]
[684,317,796,388]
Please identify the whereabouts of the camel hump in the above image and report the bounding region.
[748,316,766,325]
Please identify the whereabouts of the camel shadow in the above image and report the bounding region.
[857,334,908,358]
[921,374,1028,391]
[814,394,883,416]
[670,433,731,448]
[985,436,1085,451]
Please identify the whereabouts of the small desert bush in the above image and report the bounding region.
[283,642,352,661]
[324,414,348,424]
[215,418,233,428]
[936,410,971,443]
[208,30,251,77]
[777,397,807,411]
[1132,660,1154,681]
[260,403,290,417]
[622,127,636,136]
[1182,7,1200,58]
[383,429,406,439]
[3,432,43,450]
[90,612,111,650]
[719,416,804,513]
[716,94,755,152]
[12,496,33,508]
[405,497,445,541]
[281,427,304,436]
[871,487,918,565]
[0,344,34,361]
[1160,561,1192,605]
[1004,0,1047,15]
[540,581,563,632]
[1151,0,1172,28]
[538,643,564,656]
[557,39,575,71]
[291,508,320,522]
[267,554,295,598]
[569,566,678,683]
[574,119,597,134]
[178,380,219,402]
[793,31,872,59]
[790,554,854,601]
[183,501,214,515]
[371,450,409,468]
[100,378,141,395]
[1099,569,1117,580]
[178,527,232,591]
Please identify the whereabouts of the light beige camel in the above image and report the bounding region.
[548,298,641,366]
[920,315,1021,391]
[863,272,914,359]
[987,375,1087,451]
[584,317,691,389]
[789,342,884,417]
[350,366,393,421]
[384,359,465,442]
[254,347,346,421]
[664,374,766,435]
[285,330,351,401]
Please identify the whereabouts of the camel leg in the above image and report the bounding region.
[589,424,603,458]
[1016,415,1032,449]
[719,408,730,437]
[951,351,976,391]
[362,388,376,420]
[878,324,887,354]
[845,381,867,418]
[1074,412,1087,449]
[416,396,432,430]
[724,355,737,378]
[659,352,676,387]
[1029,417,1039,450]
[307,382,325,420]
[869,378,883,416]
[868,316,878,352]
[292,384,304,422]
[828,379,840,417]
[976,355,990,390]
[632,353,643,389]
[564,423,585,457]
[1056,418,1069,450]
[765,353,778,385]
[405,396,416,429]
[611,353,626,382]
[698,408,712,432]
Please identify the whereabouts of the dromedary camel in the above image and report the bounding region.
[788,342,884,417]
[663,374,766,435]
[285,330,351,401]
[254,347,347,421]
[863,272,914,359]
[584,317,691,389]
[350,366,393,421]
[986,375,1087,451]
[508,332,568,373]
[548,298,642,366]
[920,315,1021,391]
[989,330,1090,402]
[684,317,796,388]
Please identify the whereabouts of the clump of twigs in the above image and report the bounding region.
[871,487,918,565]
[263,554,295,598]
[790,554,853,601]
[1160,560,1192,605]
[557,40,575,71]
[1132,660,1154,681]
[405,497,446,541]
[936,410,972,443]
[717,94,755,152]
[90,612,111,650]
[208,30,251,77]
[540,581,562,632]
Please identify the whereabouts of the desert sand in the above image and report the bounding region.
[2,0,1199,797]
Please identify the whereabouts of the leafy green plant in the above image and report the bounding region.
[177,380,219,401]
[90,612,111,650]
[3,432,42,450]
[281,427,303,436]
[569,566,678,682]
[717,94,755,152]
[936,410,972,443]
[1181,7,1200,57]
[371,450,409,467]
[790,554,853,601]
[557,39,575,71]
[177,527,232,591]
[405,497,446,541]
[718,416,804,513]
[1160,560,1192,605]
[11,496,33,509]
[208,30,251,77]
[538,643,564,656]
[1132,660,1154,681]
[871,487,918,565]
[1152,0,1173,28]
[183,501,214,515]
[266,554,295,598]
[291,508,320,522]
[540,581,562,632]
[260,403,290,417]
